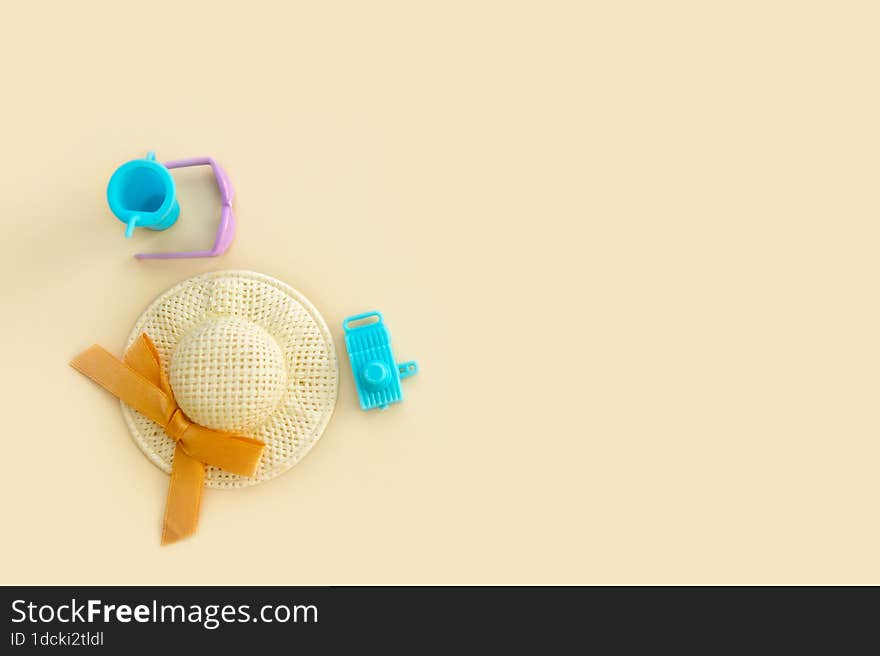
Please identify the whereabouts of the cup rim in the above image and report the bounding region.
[106,158,176,222]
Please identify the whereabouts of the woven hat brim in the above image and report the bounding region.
[121,270,338,489]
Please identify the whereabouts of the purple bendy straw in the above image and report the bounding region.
[135,157,236,259]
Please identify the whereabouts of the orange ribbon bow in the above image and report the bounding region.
[70,333,265,545]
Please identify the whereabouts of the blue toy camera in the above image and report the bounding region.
[343,312,418,410]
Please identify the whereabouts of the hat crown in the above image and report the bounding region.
[169,316,288,433]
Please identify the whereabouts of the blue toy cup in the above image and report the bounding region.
[107,152,180,238]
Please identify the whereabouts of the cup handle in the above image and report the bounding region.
[125,215,139,238]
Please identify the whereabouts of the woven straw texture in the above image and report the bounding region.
[122,270,338,489]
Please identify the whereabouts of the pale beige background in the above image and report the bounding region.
[0,1,878,584]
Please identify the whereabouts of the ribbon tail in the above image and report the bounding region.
[70,342,175,427]
[162,443,206,545]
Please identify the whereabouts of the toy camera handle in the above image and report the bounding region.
[343,311,384,333]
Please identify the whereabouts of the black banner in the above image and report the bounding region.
[0,586,874,651]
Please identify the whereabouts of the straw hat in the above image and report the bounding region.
[121,270,338,488]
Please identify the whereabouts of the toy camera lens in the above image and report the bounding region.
[362,361,390,389]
